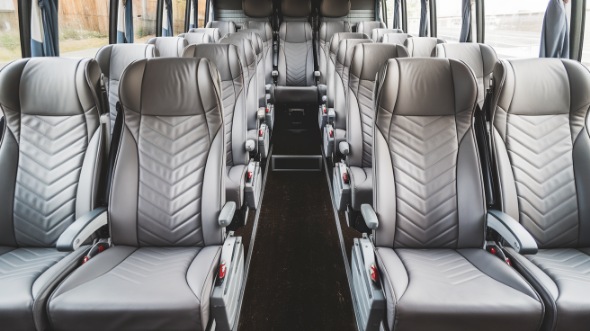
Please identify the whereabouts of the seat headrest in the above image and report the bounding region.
[494,58,590,116]
[147,37,188,57]
[435,43,497,80]
[220,34,258,69]
[330,32,369,55]
[182,44,242,82]
[372,28,403,42]
[336,39,372,68]
[179,32,214,46]
[243,0,273,17]
[320,0,351,17]
[0,58,101,116]
[376,58,476,117]
[119,58,221,117]
[96,44,156,81]
[188,28,221,42]
[231,30,263,55]
[404,37,446,57]
[349,43,409,81]
[382,33,411,45]
[356,21,386,35]
[282,0,311,17]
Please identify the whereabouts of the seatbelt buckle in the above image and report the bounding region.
[258,123,270,160]
[81,239,111,264]
[323,123,335,158]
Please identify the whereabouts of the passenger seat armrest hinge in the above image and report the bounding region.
[487,210,538,254]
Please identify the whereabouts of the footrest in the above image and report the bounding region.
[211,235,244,331]
[351,236,385,331]
[245,161,262,209]
[332,162,351,212]
[323,123,335,158]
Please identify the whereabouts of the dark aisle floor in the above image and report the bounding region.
[238,170,356,331]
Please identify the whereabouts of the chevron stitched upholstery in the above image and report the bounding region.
[278,21,315,86]
[371,58,544,331]
[0,58,104,331]
[15,115,88,247]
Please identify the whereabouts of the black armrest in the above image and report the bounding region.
[56,207,108,252]
[487,210,538,254]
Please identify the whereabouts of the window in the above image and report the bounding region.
[134,0,157,43]
[0,0,21,67]
[407,0,426,36]
[172,0,187,34]
[59,0,109,58]
[197,0,206,27]
[436,0,463,42]
[384,0,400,29]
[484,0,547,59]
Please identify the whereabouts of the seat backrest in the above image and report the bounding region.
[317,0,351,84]
[356,21,386,37]
[382,32,411,45]
[183,44,249,170]
[278,0,314,86]
[112,57,225,247]
[332,39,372,141]
[220,34,260,132]
[326,32,368,108]
[491,59,590,249]
[233,30,266,107]
[371,28,403,42]
[242,0,274,86]
[206,21,237,38]
[404,37,445,57]
[179,32,214,45]
[373,58,483,249]
[147,37,188,57]
[346,43,408,169]
[95,44,156,132]
[0,58,104,248]
[435,43,497,108]
[188,27,221,42]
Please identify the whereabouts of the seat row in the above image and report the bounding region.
[331,50,590,331]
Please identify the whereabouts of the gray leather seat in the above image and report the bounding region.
[371,28,403,42]
[188,27,221,42]
[324,32,368,117]
[95,44,156,131]
[206,20,237,38]
[178,32,214,45]
[48,58,228,331]
[0,58,105,331]
[356,20,386,37]
[326,38,372,157]
[435,43,497,107]
[317,0,351,85]
[147,36,188,57]
[340,43,408,211]
[183,44,250,209]
[491,58,590,331]
[242,0,274,89]
[382,32,411,45]
[371,58,544,331]
[404,37,445,57]
[231,30,266,108]
[277,0,314,87]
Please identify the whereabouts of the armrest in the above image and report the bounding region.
[487,210,538,254]
[57,207,108,252]
[245,139,256,152]
[218,201,237,227]
[339,141,350,156]
[361,204,379,230]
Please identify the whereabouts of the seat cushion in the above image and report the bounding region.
[0,247,86,331]
[508,248,590,331]
[49,246,221,331]
[376,248,544,331]
[349,166,372,209]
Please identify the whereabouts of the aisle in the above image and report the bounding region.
[237,170,356,331]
